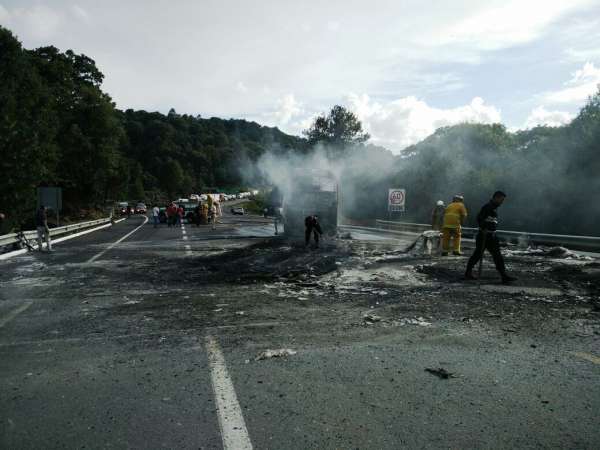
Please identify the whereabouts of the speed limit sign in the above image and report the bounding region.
[388,189,406,212]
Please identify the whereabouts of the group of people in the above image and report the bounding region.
[151,201,221,230]
[432,191,516,284]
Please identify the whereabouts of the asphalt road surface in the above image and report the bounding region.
[1,211,599,449]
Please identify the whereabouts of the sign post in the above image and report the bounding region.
[388,188,406,219]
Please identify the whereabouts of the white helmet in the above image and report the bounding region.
[436,200,444,206]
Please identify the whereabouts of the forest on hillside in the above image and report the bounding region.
[0,26,305,230]
[341,93,600,235]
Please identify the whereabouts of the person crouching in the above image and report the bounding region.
[304,215,323,248]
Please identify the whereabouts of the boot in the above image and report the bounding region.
[502,274,517,284]
[441,252,449,256]
[464,270,477,280]
[452,251,462,256]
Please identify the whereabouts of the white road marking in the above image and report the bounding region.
[181,224,192,255]
[205,335,253,450]
[0,219,126,261]
[86,216,149,263]
[0,302,33,328]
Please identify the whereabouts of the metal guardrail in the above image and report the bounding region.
[0,217,112,249]
[375,220,600,251]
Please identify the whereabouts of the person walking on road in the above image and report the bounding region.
[431,200,445,230]
[305,215,323,248]
[442,195,467,256]
[201,203,209,225]
[152,204,160,228]
[194,203,202,227]
[176,205,184,226]
[209,204,217,230]
[166,203,177,228]
[35,205,52,252]
[214,202,221,225]
[465,191,517,284]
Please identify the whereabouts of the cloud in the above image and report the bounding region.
[543,62,600,104]
[265,94,303,127]
[434,0,595,53]
[235,81,248,93]
[0,4,64,41]
[524,106,574,128]
[71,5,90,23]
[344,94,501,153]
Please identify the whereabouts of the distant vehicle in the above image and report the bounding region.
[189,194,201,201]
[135,203,147,214]
[179,202,199,223]
[231,207,245,215]
[205,193,220,203]
[117,202,129,215]
[177,198,190,203]
[282,169,337,237]
[199,194,208,201]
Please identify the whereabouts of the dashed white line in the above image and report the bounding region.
[86,216,148,263]
[205,335,253,450]
[0,302,33,328]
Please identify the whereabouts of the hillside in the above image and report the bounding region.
[0,26,306,230]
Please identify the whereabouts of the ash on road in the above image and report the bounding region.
[1,211,599,449]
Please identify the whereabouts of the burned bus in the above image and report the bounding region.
[282,169,338,236]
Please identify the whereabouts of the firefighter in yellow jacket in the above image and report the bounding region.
[442,195,467,256]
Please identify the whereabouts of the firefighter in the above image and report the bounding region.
[465,191,517,284]
[431,200,445,230]
[305,215,323,248]
[201,202,209,225]
[441,195,467,256]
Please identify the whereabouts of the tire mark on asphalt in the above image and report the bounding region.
[86,216,149,263]
[205,335,253,450]
[0,302,33,329]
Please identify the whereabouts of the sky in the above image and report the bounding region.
[2,0,600,153]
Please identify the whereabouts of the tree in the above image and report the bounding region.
[303,105,370,148]
[162,159,185,198]
[0,27,59,228]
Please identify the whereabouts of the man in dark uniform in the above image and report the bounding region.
[465,191,517,284]
[304,215,323,247]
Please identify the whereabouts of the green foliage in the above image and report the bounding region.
[303,105,370,149]
[0,26,305,229]
[357,92,600,235]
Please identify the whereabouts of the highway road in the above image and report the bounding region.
[1,211,599,449]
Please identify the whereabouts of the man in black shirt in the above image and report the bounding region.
[465,191,516,284]
[305,215,323,248]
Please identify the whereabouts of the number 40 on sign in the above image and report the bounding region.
[388,189,406,212]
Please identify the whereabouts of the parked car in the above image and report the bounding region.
[135,203,147,214]
[231,206,245,215]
